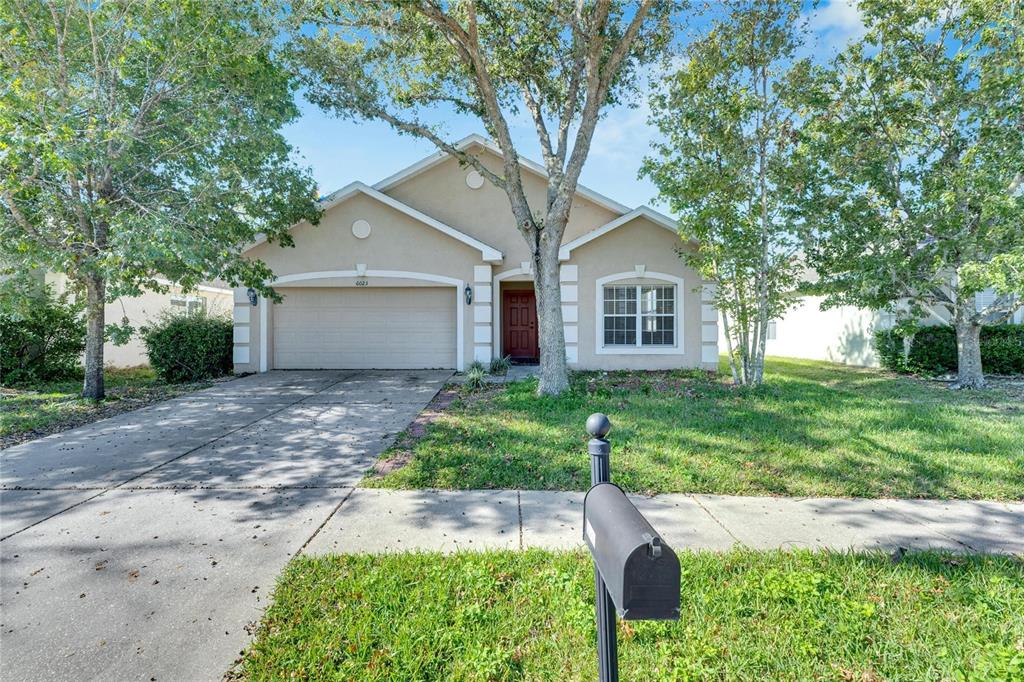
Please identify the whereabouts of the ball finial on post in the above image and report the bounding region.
[586,413,612,439]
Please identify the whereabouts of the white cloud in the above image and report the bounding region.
[806,0,867,53]
[589,100,653,164]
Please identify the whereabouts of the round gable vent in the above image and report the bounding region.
[351,219,371,239]
[466,170,484,189]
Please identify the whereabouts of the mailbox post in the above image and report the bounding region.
[586,413,618,682]
[584,413,681,682]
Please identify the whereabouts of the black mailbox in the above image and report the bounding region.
[583,482,680,621]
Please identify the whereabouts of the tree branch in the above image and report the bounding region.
[372,106,507,190]
[416,1,535,235]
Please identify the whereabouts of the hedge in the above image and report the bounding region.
[874,324,1024,376]
[0,286,85,385]
[142,312,233,383]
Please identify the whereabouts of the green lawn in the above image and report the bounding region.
[0,367,212,448]
[233,549,1024,681]
[366,358,1023,500]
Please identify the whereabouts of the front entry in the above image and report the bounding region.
[502,289,539,363]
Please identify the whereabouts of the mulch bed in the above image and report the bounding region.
[369,388,461,477]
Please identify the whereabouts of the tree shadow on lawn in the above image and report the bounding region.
[378,361,1023,500]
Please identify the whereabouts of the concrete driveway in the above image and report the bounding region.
[0,369,450,681]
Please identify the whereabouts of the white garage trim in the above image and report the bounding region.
[261,270,465,371]
[259,297,268,372]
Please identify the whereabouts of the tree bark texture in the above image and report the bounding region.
[82,273,106,400]
[953,319,985,389]
[533,235,569,395]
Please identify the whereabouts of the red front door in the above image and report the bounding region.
[503,290,539,362]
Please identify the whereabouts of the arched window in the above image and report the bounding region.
[595,272,684,355]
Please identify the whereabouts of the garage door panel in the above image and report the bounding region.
[273,287,456,369]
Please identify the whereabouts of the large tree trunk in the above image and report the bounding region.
[82,273,106,400]
[953,320,985,389]
[534,238,569,396]
[951,290,985,389]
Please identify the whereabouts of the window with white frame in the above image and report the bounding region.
[602,284,676,347]
[975,287,996,313]
[877,309,897,330]
[767,319,777,340]
[170,294,207,316]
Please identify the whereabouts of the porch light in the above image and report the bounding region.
[464,284,473,305]
[246,288,259,306]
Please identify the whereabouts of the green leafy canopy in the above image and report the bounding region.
[794,0,1024,325]
[642,0,811,385]
[0,0,320,301]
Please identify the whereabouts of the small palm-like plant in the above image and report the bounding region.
[489,355,511,375]
[464,366,487,390]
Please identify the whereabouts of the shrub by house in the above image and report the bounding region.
[0,286,85,385]
[875,325,1024,376]
[142,313,233,383]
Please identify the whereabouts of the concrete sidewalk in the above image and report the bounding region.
[305,488,1024,556]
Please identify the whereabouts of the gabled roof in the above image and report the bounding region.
[558,206,689,260]
[373,134,632,216]
[246,181,504,263]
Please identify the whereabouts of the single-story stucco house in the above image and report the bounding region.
[231,135,719,374]
[18,271,233,367]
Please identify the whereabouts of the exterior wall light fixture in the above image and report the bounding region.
[464,284,473,305]
[246,288,259,306]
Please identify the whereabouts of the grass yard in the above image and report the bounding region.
[0,367,214,448]
[233,549,1024,681]
[366,358,1024,500]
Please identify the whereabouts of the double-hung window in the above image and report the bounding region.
[602,284,676,348]
[171,294,207,316]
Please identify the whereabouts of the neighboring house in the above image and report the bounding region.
[741,290,1024,368]
[232,134,719,373]
[45,272,233,367]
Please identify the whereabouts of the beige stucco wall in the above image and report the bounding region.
[236,192,482,373]
[567,217,715,371]
[236,144,718,374]
[102,287,232,367]
[43,272,232,368]
[382,146,621,265]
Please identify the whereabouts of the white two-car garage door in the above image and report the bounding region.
[273,287,456,369]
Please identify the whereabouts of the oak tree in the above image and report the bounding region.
[0,0,319,398]
[288,0,673,394]
[794,0,1024,388]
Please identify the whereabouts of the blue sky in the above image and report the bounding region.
[281,0,867,213]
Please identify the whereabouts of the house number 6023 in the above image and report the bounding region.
[355,279,369,286]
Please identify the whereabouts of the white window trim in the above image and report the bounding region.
[170,294,207,315]
[595,272,684,355]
